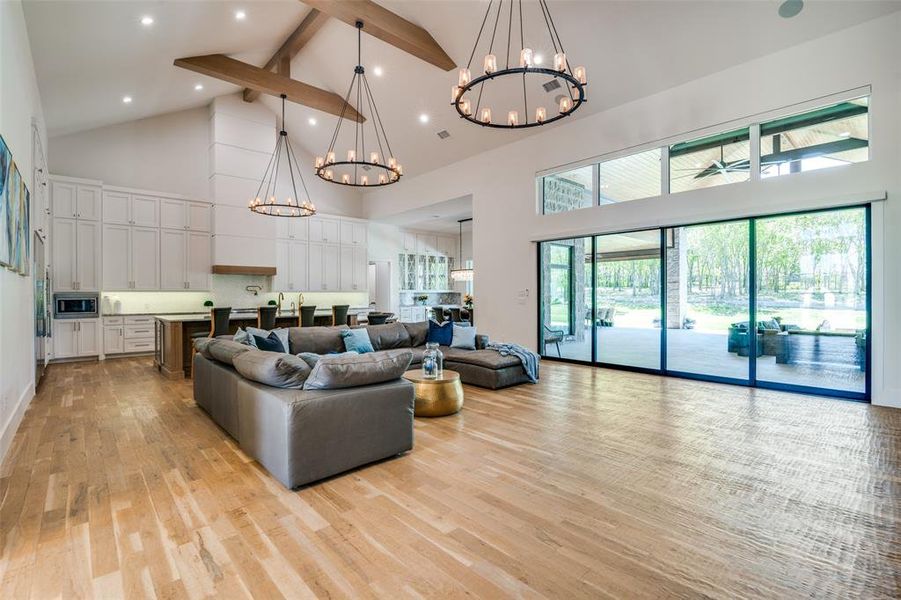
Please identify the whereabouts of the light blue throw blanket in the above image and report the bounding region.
[487,342,540,383]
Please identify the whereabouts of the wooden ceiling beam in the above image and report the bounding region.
[174,54,364,122]
[301,0,456,71]
[244,8,330,102]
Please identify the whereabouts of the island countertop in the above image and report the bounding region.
[153,307,370,323]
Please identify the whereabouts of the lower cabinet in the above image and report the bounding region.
[103,323,124,354]
[104,315,155,355]
[53,319,100,358]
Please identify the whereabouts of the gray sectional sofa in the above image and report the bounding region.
[192,321,534,489]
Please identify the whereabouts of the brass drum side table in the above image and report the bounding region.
[402,370,464,417]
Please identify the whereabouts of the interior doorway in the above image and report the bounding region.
[369,260,391,312]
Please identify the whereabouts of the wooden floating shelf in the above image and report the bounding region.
[212,265,277,276]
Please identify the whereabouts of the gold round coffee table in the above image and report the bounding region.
[402,369,464,417]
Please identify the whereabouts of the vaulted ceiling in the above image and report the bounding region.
[24,0,901,179]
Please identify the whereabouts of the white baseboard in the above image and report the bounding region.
[0,383,35,466]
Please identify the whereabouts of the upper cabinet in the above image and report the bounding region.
[51,180,101,221]
[103,191,159,227]
[276,217,309,241]
[309,216,340,244]
[340,220,368,246]
[156,197,211,232]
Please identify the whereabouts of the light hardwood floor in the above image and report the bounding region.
[1,357,899,599]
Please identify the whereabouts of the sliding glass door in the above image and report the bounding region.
[537,205,870,401]
[754,208,868,394]
[664,221,750,382]
[594,230,661,370]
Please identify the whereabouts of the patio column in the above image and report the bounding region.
[666,228,688,329]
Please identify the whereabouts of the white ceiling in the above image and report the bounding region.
[24,0,901,179]
[379,195,473,233]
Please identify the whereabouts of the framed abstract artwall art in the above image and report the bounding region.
[0,134,30,275]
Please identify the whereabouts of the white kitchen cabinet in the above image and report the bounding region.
[291,242,309,291]
[160,229,187,290]
[51,181,77,218]
[103,325,124,355]
[131,195,159,227]
[187,202,211,232]
[75,220,100,291]
[76,187,101,221]
[186,232,211,290]
[309,242,340,291]
[340,220,367,246]
[274,240,310,292]
[277,217,309,240]
[102,191,131,224]
[102,224,131,290]
[274,240,291,291]
[131,227,159,289]
[436,236,456,258]
[53,319,99,358]
[52,218,77,291]
[340,246,354,291]
[403,232,417,252]
[310,217,340,243]
[416,233,438,254]
[160,198,187,229]
[340,245,367,291]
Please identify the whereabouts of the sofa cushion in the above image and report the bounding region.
[254,331,286,353]
[367,322,412,350]
[442,347,523,370]
[233,350,311,389]
[341,328,374,353]
[427,319,453,346]
[288,325,349,355]
[451,324,477,350]
[233,327,257,347]
[194,337,215,359]
[207,338,253,366]
[402,321,429,347]
[408,347,427,365]
[304,349,413,390]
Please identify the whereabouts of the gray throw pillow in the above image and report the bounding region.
[303,349,413,390]
[193,337,215,359]
[233,351,312,389]
[451,324,477,350]
[402,321,429,347]
[207,338,253,366]
[247,326,289,353]
[233,327,257,347]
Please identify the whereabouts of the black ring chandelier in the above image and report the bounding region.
[452,0,587,129]
[315,20,402,187]
[249,94,316,218]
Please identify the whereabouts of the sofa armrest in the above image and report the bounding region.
[476,334,489,349]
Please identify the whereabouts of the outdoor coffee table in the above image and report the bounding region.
[402,369,464,417]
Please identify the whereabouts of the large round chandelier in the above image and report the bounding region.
[452,0,587,129]
[249,94,316,217]
[315,21,402,187]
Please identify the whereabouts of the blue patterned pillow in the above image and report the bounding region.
[427,319,453,346]
[341,328,374,353]
[253,331,286,353]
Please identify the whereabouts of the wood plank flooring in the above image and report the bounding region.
[1,357,899,599]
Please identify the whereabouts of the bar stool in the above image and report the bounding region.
[190,307,231,376]
[332,305,350,327]
[258,305,277,330]
[300,305,317,327]
[432,306,447,322]
[366,312,392,325]
[447,307,463,323]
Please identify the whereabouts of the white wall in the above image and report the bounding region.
[49,107,209,200]
[0,0,47,460]
[362,13,901,408]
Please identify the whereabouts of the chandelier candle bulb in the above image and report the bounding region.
[324,169,333,181]
[480,107,492,124]
[559,96,572,113]
[326,151,335,164]
[378,173,387,184]
[397,164,403,175]
[370,151,379,164]
[347,149,356,162]
[361,175,369,186]
[554,52,567,72]
[507,110,519,126]
[388,157,397,169]
[535,106,547,123]
[341,174,350,184]
[574,66,587,84]
[520,48,533,68]
[315,156,324,168]
[460,98,472,116]
[483,54,497,74]
[452,85,462,102]
[458,68,471,87]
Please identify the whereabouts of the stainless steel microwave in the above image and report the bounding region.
[53,292,99,319]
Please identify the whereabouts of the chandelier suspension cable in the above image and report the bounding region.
[316,20,402,186]
[454,0,586,129]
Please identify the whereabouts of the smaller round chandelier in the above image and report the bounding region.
[315,20,402,187]
[249,94,316,217]
[452,0,587,129]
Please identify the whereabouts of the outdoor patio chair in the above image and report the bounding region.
[544,325,564,357]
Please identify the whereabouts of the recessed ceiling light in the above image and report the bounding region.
[418,113,430,124]
[778,0,803,18]
[140,15,154,26]
[308,117,317,126]
[533,54,543,65]
[122,96,133,104]
[838,131,850,137]
[235,10,246,21]
[194,83,204,91]
[373,66,384,77]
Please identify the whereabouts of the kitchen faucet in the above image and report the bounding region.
[277,292,284,314]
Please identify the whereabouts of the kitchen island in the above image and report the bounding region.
[154,307,369,378]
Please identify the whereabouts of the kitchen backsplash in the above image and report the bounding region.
[399,291,461,306]
[103,275,370,314]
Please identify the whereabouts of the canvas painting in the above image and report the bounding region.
[0,135,9,268]
[15,168,30,276]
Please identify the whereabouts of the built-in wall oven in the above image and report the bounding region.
[53,292,99,319]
